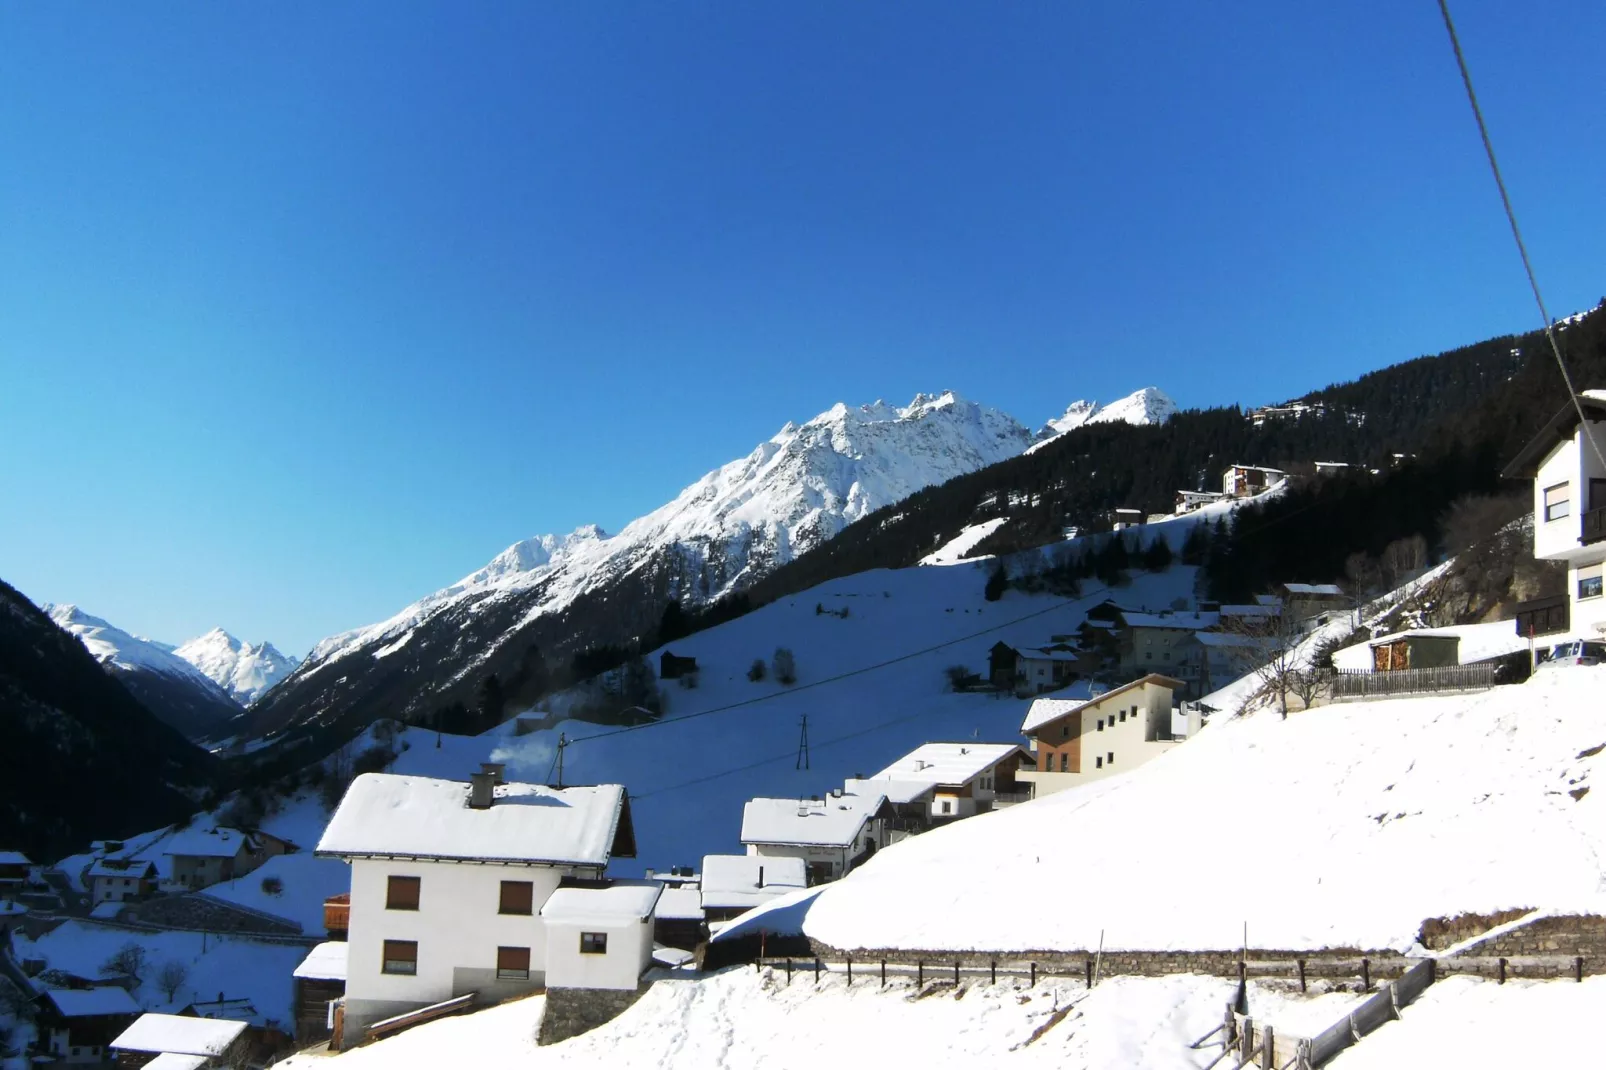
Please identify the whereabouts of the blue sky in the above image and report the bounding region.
[2,1,1602,656]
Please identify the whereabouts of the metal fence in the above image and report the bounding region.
[1332,663,1495,701]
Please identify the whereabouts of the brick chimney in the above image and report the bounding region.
[469,772,496,809]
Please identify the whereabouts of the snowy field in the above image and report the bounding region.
[805,665,1606,953]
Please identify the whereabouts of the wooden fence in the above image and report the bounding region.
[1332,663,1494,701]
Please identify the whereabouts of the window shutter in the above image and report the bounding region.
[386,876,420,911]
[499,881,534,915]
[496,946,531,979]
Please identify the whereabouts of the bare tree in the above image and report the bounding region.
[156,960,189,1002]
[101,942,147,980]
[1218,603,1311,719]
[1379,534,1429,592]
[772,648,797,686]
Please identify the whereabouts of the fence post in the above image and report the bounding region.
[847,957,852,985]
[881,960,886,988]
[786,958,792,984]
[1297,958,1306,993]
[1361,958,1370,992]
[917,960,923,987]
[1576,956,1585,983]
[815,957,821,982]
[1498,957,1507,984]
[1260,1024,1274,1070]
[1030,961,1036,987]
[991,960,997,985]
[1085,958,1093,988]
[954,960,960,987]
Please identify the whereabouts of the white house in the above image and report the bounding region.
[1281,583,1347,622]
[110,1013,250,1068]
[539,881,660,992]
[163,825,288,892]
[1017,674,1186,797]
[868,742,1032,820]
[740,787,889,885]
[1174,489,1228,515]
[698,853,807,924]
[1117,610,1219,686]
[86,857,157,904]
[1190,631,1271,694]
[1222,464,1288,498]
[315,769,636,1045]
[1503,390,1606,639]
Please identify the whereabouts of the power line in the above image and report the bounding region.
[1433,0,1606,474]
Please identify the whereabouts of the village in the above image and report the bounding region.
[3,417,1605,1067]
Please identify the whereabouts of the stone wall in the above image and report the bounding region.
[1417,908,1533,950]
[537,985,647,1046]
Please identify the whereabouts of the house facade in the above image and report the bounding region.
[988,641,1083,694]
[36,988,142,1065]
[163,826,288,892]
[1222,464,1288,498]
[1117,611,1218,689]
[0,851,34,889]
[87,858,157,904]
[740,788,889,885]
[1503,390,1606,640]
[1017,674,1186,797]
[315,769,636,1045]
[868,742,1031,820]
[1282,583,1347,622]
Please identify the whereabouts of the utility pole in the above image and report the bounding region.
[556,733,568,789]
[795,715,810,771]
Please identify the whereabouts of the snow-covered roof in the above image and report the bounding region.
[292,941,348,982]
[699,854,807,910]
[1017,647,1080,663]
[706,886,825,945]
[870,742,1025,788]
[1284,583,1345,597]
[87,857,156,879]
[317,773,628,867]
[1254,594,1283,606]
[112,1014,248,1056]
[655,886,705,921]
[540,880,662,925]
[1227,464,1288,475]
[843,777,932,806]
[1367,629,1462,648]
[163,826,250,859]
[651,945,696,967]
[0,850,32,865]
[1355,623,1530,667]
[1020,674,1185,736]
[144,1054,210,1070]
[1120,611,1219,631]
[42,987,142,1017]
[741,790,886,848]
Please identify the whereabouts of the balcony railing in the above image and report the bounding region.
[324,894,350,934]
[1514,594,1569,639]
[1583,505,1606,545]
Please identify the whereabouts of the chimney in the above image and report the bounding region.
[479,762,506,784]
[757,865,765,889]
[469,773,496,810]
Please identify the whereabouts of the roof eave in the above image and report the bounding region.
[1502,397,1606,479]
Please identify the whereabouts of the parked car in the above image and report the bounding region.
[1538,640,1606,667]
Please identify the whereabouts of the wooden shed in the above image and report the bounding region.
[1369,632,1461,672]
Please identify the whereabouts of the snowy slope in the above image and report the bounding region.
[803,666,1606,955]
[250,392,1049,738]
[44,603,242,739]
[172,627,299,704]
[1028,387,1179,454]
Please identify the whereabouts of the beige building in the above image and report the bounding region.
[1017,675,1188,797]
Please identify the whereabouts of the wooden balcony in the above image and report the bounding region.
[1514,594,1569,639]
[324,894,350,934]
[1583,505,1606,545]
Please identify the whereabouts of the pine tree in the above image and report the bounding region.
[476,674,505,730]
[984,564,1008,601]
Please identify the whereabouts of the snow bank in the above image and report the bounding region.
[805,667,1606,954]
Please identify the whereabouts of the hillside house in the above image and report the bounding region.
[1116,610,1218,688]
[842,777,935,840]
[1503,390,1606,639]
[109,1013,250,1069]
[698,854,807,925]
[0,851,33,890]
[163,826,288,892]
[1017,675,1186,797]
[740,787,890,885]
[1174,489,1228,515]
[658,651,699,680]
[35,987,142,1065]
[1110,507,1145,531]
[315,769,637,1045]
[1190,631,1271,695]
[536,882,661,1045]
[869,742,1032,820]
[988,641,1083,694]
[292,941,348,1045]
[1282,583,1347,622]
[1222,464,1288,498]
[87,858,157,904]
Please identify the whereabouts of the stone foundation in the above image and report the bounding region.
[537,984,647,1045]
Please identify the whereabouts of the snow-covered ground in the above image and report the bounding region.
[13,921,306,1028]
[919,518,1011,565]
[803,664,1606,954]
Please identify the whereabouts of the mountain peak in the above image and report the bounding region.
[1029,386,1178,453]
[173,626,299,706]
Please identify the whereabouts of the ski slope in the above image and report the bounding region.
[804,665,1606,955]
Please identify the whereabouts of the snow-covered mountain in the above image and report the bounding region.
[44,604,243,740]
[251,392,1042,740]
[1029,387,1179,453]
[172,628,300,705]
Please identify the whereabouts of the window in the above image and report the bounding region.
[1059,753,1068,772]
[1580,564,1604,601]
[1593,478,1606,513]
[1095,756,1103,769]
[1097,719,1105,732]
[496,946,530,980]
[382,940,418,975]
[499,880,534,915]
[386,876,420,911]
[580,932,608,955]
[1107,752,1114,765]
[1544,483,1571,522]
[1062,724,1070,740]
[1118,710,1126,723]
